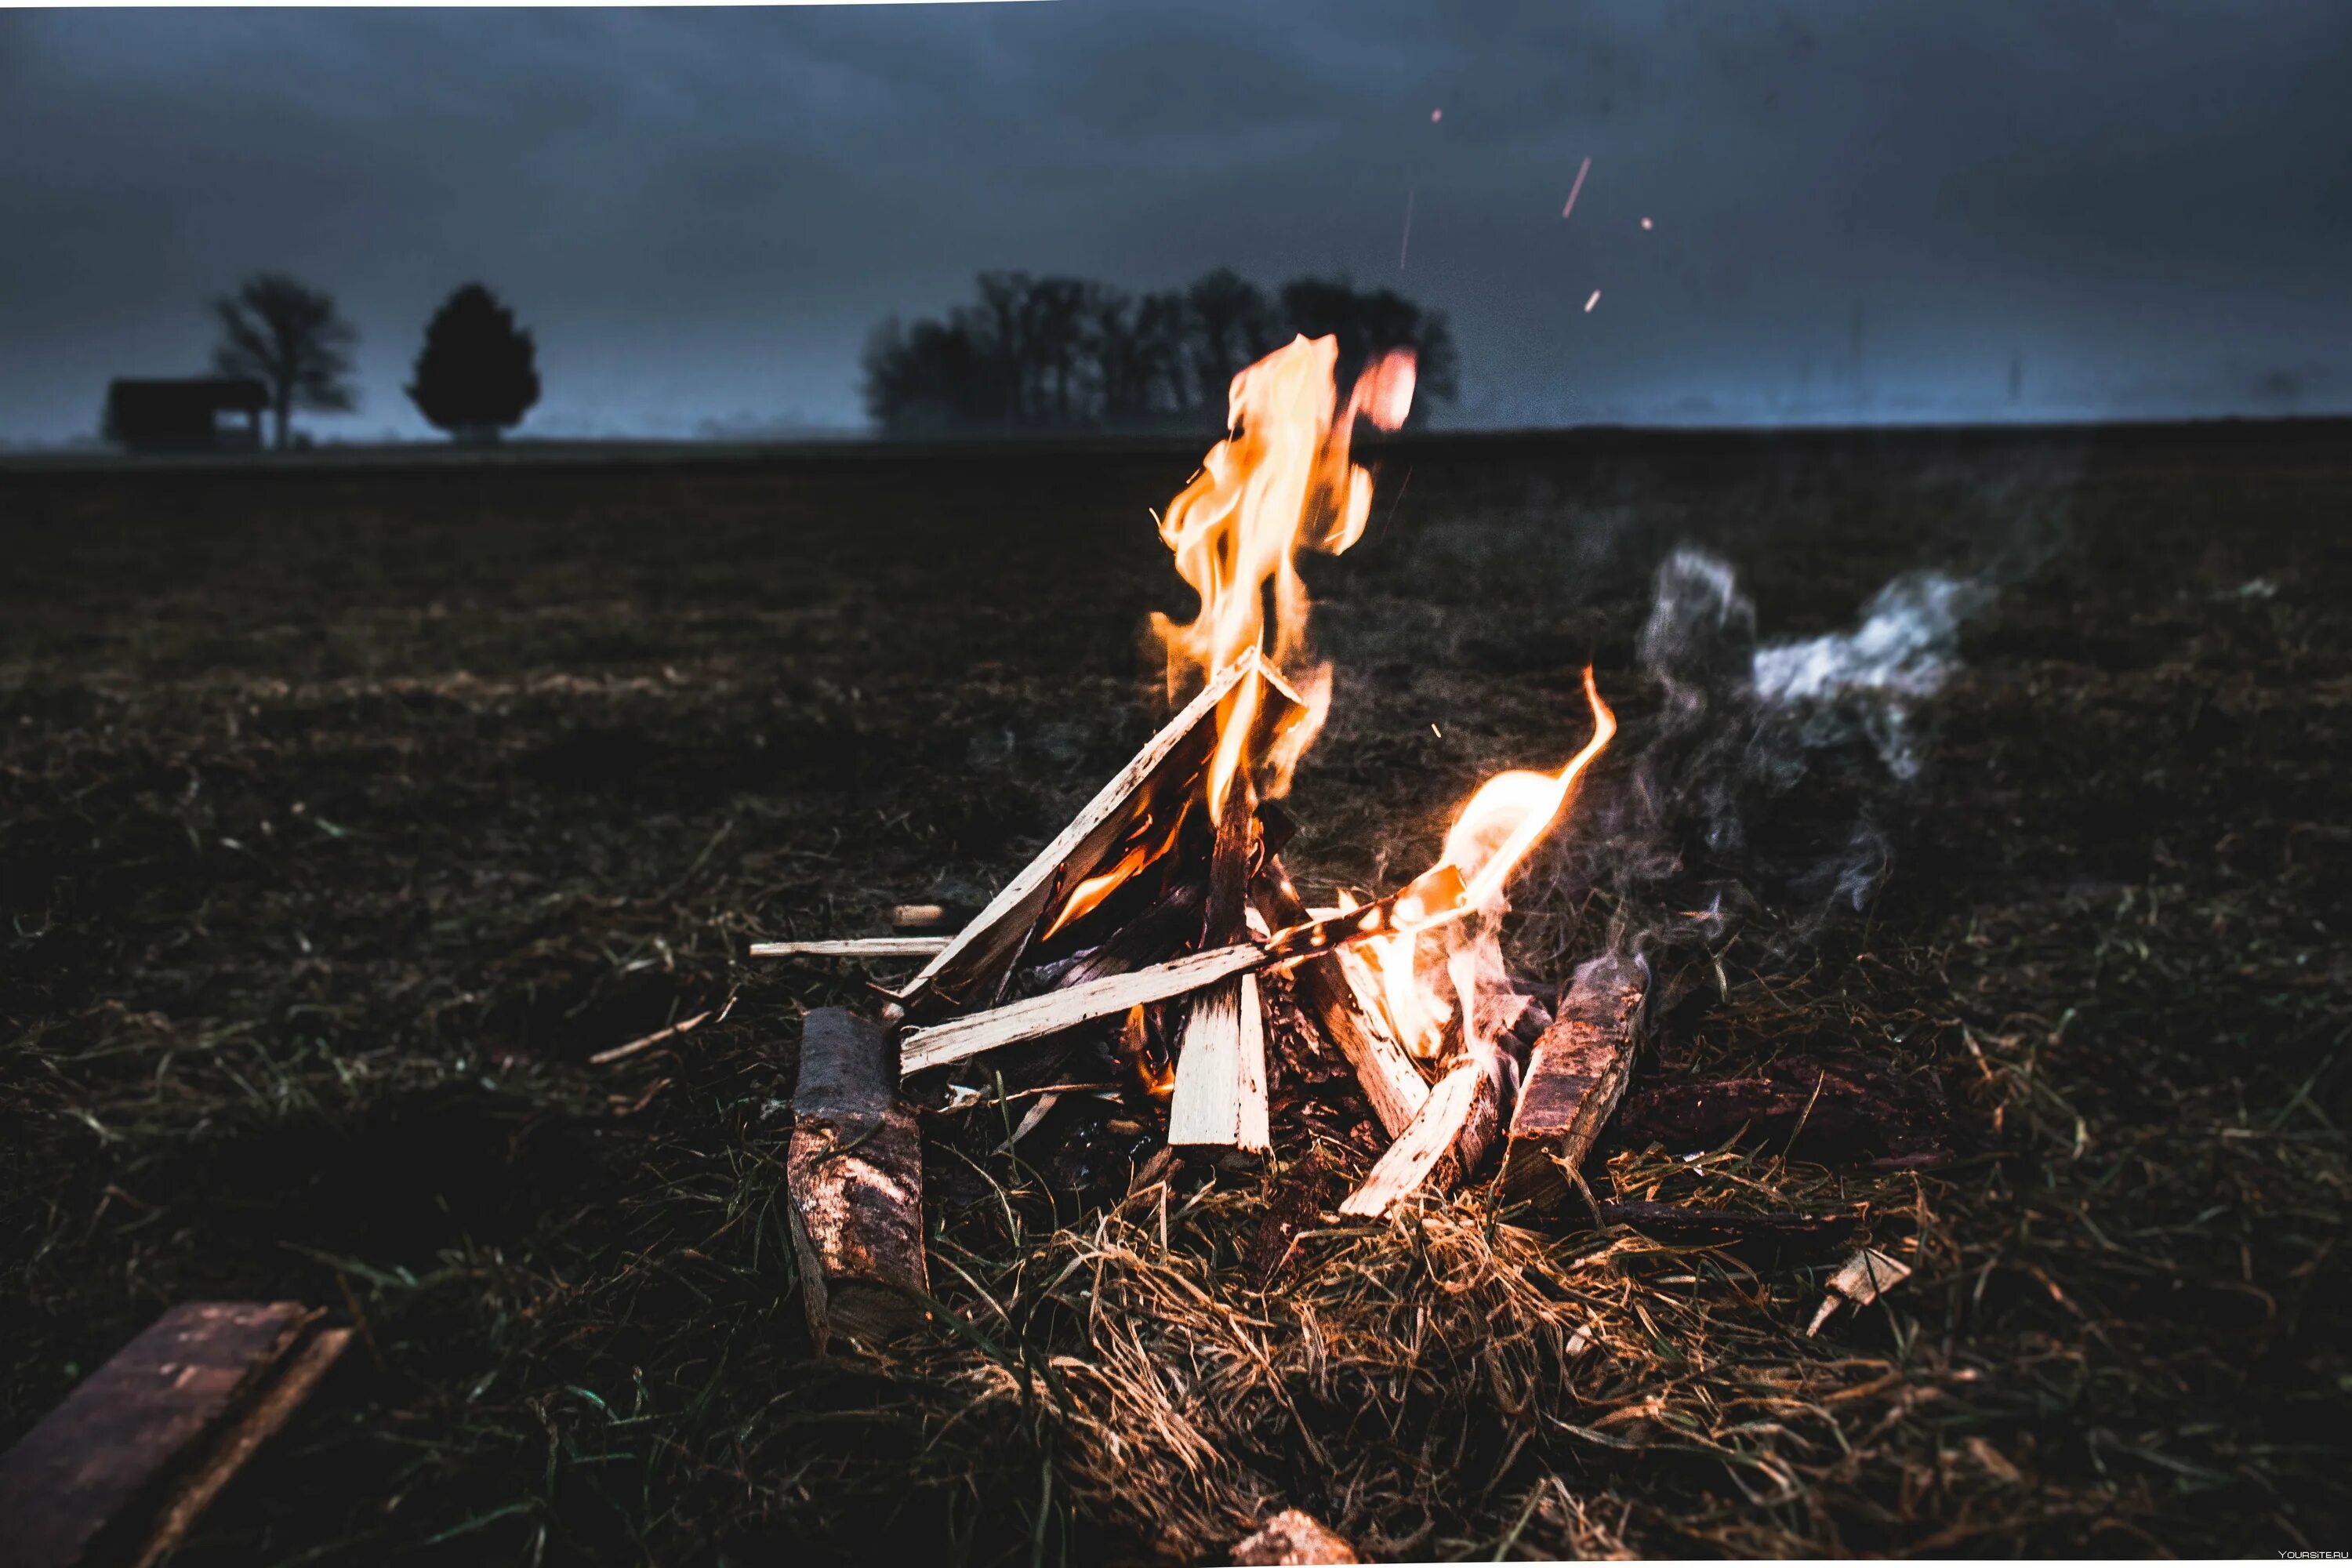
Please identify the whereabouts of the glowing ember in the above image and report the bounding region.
[1562,155,1592,219]
[1640,216,1654,230]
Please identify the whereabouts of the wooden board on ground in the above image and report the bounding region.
[1498,952,1643,1210]
[786,1007,930,1347]
[0,1301,350,1568]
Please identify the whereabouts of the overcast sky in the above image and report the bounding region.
[3,2,2349,443]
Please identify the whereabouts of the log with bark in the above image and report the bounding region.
[1595,1200,1865,1267]
[1611,1049,1958,1170]
[785,1007,929,1347]
[1498,953,1644,1211]
[0,1301,350,1568]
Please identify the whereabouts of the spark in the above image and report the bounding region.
[1399,187,1415,270]
[1431,107,1443,123]
[1431,723,1443,739]
[1584,289,1601,313]
[1561,155,1592,220]
[1640,216,1654,230]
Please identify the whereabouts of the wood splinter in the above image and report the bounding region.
[1498,952,1643,1211]
[785,1007,929,1348]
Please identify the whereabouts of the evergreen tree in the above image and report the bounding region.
[408,284,541,442]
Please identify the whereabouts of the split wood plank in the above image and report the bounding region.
[1497,953,1643,1211]
[1337,1057,1502,1218]
[785,1008,929,1346]
[1167,969,1271,1163]
[0,1301,350,1568]
[894,653,1295,1014]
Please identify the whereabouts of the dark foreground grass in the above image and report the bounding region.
[2,428,2346,1563]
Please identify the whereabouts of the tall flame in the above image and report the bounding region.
[1150,336,1416,818]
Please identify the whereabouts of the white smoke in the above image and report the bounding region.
[1751,569,1987,779]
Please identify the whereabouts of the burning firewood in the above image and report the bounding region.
[1169,774,1271,1162]
[1337,1055,1504,1218]
[785,1007,929,1346]
[1498,953,1644,1210]
[0,1301,350,1568]
[896,873,1465,1077]
[1253,858,1430,1139]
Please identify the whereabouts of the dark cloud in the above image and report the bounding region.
[2,2,2348,443]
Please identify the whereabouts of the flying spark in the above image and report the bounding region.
[1640,216,1654,230]
[1561,155,1592,220]
[1584,289,1602,312]
[1399,187,1416,270]
[1431,107,1443,123]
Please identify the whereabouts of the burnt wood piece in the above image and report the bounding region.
[895,653,1305,1016]
[1595,1201,1865,1267]
[1253,859,1430,1139]
[1337,1056,1502,1218]
[1612,1049,1958,1170]
[1499,953,1644,1211]
[786,1008,929,1347]
[1033,879,1207,993]
[1232,1507,1361,1564]
[1243,1149,1330,1288]
[0,1301,350,1568]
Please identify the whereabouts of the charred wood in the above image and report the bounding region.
[1612,1050,1958,1170]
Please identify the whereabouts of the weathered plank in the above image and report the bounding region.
[786,1008,929,1347]
[0,1301,350,1568]
[1497,953,1643,1210]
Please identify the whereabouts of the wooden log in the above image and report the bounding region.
[1611,1049,1958,1171]
[1337,1056,1502,1218]
[1253,859,1428,1138]
[897,883,1461,1078]
[0,1301,350,1568]
[1232,1507,1361,1565]
[786,1008,929,1347]
[750,937,952,959]
[1498,953,1643,1211]
[895,653,1301,1015]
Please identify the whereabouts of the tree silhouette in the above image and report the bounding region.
[862,269,1460,435]
[408,284,541,442]
[210,273,358,450]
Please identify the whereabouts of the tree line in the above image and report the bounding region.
[862,269,1458,434]
[190,274,540,449]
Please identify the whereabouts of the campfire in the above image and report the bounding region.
[761,335,1642,1344]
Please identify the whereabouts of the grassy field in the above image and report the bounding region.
[2,426,2347,1563]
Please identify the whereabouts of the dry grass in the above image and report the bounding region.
[1,427,2345,1562]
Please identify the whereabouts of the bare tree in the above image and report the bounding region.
[211,274,358,450]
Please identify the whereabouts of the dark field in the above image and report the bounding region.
[2,426,2347,1563]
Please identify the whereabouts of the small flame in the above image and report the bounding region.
[1338,670,1616,1061]
[1150,336,1415,820]
[1120,1004,1174,1099]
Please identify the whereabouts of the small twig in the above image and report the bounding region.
[590,1008,712,1065]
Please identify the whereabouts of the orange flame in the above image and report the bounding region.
[1150,336,1416,818]
[1334,670,1616,1060]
